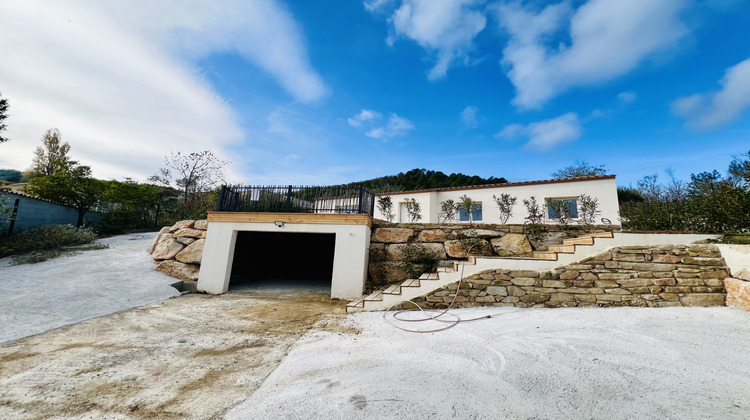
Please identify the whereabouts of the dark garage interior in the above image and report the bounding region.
[229,231,336,292]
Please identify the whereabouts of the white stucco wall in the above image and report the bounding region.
[375,177,620,225]
[198,220,371,300]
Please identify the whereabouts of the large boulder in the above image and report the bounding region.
[444,239,493,258]
[156,260,200,281]
[173,228,207,239]
[454,229,502,239]
[371,228,413,243]
[169,220,196,232]
[193,219,208,230]
[416,229,447,243]
[385,243,446,261]
[152,237,185,260]
[175,239,205,264]
[149,227,172,254]
[491,233,532,256]
[368,261,427,287]
[725,278,750,311]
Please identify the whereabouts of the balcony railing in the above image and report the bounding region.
[217,185,375,216]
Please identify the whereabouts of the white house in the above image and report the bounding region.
[374,175,620,225]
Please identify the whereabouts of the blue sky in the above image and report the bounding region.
[1,0,749,188]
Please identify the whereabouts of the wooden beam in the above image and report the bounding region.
[207,212,373,227]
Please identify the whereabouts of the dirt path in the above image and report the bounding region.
[0,292,357,419]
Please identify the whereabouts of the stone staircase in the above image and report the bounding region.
[347,231,616,312]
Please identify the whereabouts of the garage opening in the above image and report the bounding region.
[229,231,335,294]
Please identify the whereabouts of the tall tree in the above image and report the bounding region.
[25,162,106,227]
[30,128,71,177]
[0,91,9,143]
[149,151,229,217]
[551,160,608,179]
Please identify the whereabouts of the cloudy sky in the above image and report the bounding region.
[1,0,749,187]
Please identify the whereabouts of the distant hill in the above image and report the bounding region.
[351,168,507,193]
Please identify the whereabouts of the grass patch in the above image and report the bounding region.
[11,244,109,265]
[721,235,750,244]
[0,224,97,258]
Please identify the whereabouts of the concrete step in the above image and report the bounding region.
[347,298,365,309]
[531,251,558,260]
[364,291,383,301]
[383,284,402,295]
[419,273,439,280]
[563,237,594,246]
[583,231,614,239]
[548,244,575,253]
[401,279,421,288]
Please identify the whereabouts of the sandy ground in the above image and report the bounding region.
[227,306,750,420]
[0,292,353,419]
[2,233,750,419]
[0,232,179,344]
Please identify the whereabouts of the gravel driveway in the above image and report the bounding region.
[0,232,179,344]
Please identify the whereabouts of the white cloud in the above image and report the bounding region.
[495,113,582,151]
[366,114,415,139]
[348,109,414,139]
[497,0,688,109]
[364,0,395,13]
[0,0,325,180]
[347,109,383,127]
[494,123,525,140]
[618,92,637,104]
[671,57,750,130]
[461,106,479,128]
[372,0,487,80]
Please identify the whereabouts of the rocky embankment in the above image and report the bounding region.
[150,220,207,281]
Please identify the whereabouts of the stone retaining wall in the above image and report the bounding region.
[367,222,618,288]
[149,219,207,282]
[409,244,730,309]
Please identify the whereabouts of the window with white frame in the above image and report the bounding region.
[459,203,482,222]
[546,198,578,219]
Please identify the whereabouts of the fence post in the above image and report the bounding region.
[285,185,293,212]
[8,199,19,235]
[358,185,364,214]
[369,191,375,216]
[218,185,227,211]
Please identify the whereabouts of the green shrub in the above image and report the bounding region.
[0,224,97,258]
[96,206,153,235]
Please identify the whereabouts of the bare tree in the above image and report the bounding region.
[30,129,71,177]
[149,150,229,208]
[0,91,9,144]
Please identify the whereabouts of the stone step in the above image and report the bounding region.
[548,244,576,253]
[563,237,594,246]
[364,291,383,301]
[401,278,421,288]
[531,251,558,260]
[383,284,402,295]
[419,272,439,280]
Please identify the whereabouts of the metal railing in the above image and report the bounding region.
[217,185,375,216]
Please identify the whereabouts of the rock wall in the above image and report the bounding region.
[367,222,618,287]
[409,245,730,309]
[150,219,207,282]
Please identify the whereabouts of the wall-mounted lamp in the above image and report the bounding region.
[274,221,285,228]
